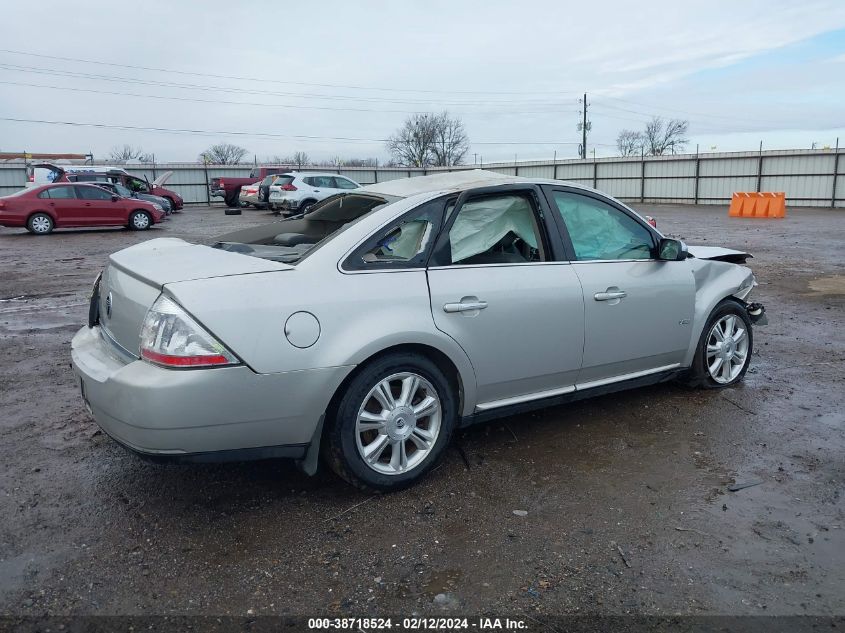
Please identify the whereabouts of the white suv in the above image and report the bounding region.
[269,172,360,215]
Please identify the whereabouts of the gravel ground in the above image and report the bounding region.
[0,203,843,618]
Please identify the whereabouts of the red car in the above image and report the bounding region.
[0,183,165,235]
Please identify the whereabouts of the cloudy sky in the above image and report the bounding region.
[1,0,844,163]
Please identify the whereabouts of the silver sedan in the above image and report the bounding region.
[71,171,767,491]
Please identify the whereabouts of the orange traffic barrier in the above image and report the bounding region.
[728,192,786,218]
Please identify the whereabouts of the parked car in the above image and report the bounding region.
[209,166,290,207]
[268,172,360,214]
[238,181,262,207]
[0,183,165,234]
[30,164,184,211]
[85,181,172,215]
[71,170,766,491]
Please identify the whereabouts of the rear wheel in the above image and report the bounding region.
[129,211,152,230]
[683,299,753,388]
[164,197,177,213]
[27,212,54,235]
[324,353,457,492]
[300,198,317,214]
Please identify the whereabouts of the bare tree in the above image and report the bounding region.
[199,143,248,165]
[616,130,644,157]
[642,117,688,156]
[291,151,310,169]
[386,113,439,167]
[109,144,147,162]
[431,112,469,167]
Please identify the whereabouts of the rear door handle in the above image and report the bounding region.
[594,290,627,301]
[443,300,488,313]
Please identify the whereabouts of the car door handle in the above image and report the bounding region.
[443,300,488,313]
[594,290,627,301]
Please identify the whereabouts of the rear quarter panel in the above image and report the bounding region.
[165,266,479,415]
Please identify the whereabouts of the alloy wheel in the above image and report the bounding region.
[132,213,150,229]
[706,314,749,384]
[355,372,442,475]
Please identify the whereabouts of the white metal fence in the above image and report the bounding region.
[1,148,842,208]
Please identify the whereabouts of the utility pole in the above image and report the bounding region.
[577,93,591,159]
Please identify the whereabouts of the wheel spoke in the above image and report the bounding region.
[733,328,746,344]
[362,434,390,464]
[413,395,439,419]
[372,380,396,411]
[724,315,736,337]
[720,358,732,380]
[357,410,386,432]
[389,439,408,472]
[713,324,725,342]
[709,357,724,376]
[707,343,721,357]
[410,427,434,450]
[398,374,419,407]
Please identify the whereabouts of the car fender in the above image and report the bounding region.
[683,259,756,366]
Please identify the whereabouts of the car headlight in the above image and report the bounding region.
[140,295,239,368]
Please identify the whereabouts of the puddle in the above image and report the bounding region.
[808,275,845,295]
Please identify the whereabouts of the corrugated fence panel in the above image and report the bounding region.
[762,175,833,201]
[517,165,555,179]
[700,157,758,177]
[646,158,696,178]
[763,154,835,176]
[1,150,842,206]
[556,163,594,179]
[697,176,757,201]
[0,167,26,191]
[599,161,640,178]
[601,178,641,199]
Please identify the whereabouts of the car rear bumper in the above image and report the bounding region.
[71,326,350,461]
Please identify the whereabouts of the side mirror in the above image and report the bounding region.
[658,238,688,261]
[111,195,120,202]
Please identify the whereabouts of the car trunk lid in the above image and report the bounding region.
[97,238,291,357]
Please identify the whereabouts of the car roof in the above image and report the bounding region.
[357,169,598,199]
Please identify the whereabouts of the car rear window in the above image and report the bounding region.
[273,176,294,187]
[40,186,77,199]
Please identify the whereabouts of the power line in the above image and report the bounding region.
[0,78,580,117]
[0,48,580,97]
[0,62,577,109]
[0,116,599,146]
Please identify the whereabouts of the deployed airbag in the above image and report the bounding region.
[450,196,537,263]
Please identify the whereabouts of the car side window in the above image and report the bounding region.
[76,186,112,201]
[438,193,546,266]
[344,199,443,270]
[550,191,654,261]
[41,186,76,200]
[333,177,358,190]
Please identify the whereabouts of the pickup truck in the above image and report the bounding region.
[209,166,290,207]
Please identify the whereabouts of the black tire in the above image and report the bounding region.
[128,211,152,231]
[26,212,54,235]
[300,199,317,214]
[681,298,753,389]
[324,353,458,492]
[164,197,177,213]
[224,189,240,208]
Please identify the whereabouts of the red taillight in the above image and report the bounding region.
[281,184,297,191]
[28,174,34,182]
[141,348,232,367]
[219,179,225,187]
[0,201,5,209]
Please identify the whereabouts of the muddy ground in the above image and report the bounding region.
[0,203,843,619]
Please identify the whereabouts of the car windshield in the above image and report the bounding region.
[212,193,397,264]
[114,184,132,197]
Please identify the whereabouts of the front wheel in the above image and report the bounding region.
[129,211,152,230]
[683,299,753,388]
[324,353,457,492]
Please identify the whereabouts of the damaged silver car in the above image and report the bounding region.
[71,170,767,491]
